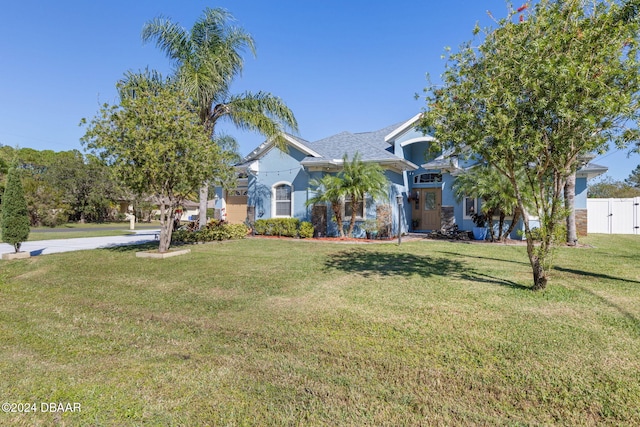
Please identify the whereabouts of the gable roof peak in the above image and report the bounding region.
[384,113,424,143]
[242,133,320,162]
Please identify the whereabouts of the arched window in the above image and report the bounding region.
[273,182,292,217]
[413,173,442,184]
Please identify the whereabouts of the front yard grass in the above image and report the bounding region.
[23,222,159,241]
[0,235,639,425]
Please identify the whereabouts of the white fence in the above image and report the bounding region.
[587,197,640,234]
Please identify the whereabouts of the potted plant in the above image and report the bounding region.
[471,212,488,241]
[362,219,378,239]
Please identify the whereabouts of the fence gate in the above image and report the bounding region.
[587,197,640,234]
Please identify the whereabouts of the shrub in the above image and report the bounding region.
[171,221,248,244]
[278,218,299,237]
[1,166,30,252]
[253,218,300,237]
[299,221,314,238]
[253,219,270,236]
[41,209,69,228]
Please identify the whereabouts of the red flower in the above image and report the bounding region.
[519,15,524,22]
[517,4,528,13]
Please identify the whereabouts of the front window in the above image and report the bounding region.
[274,183,292,217]
[344,197,365,219]
[463,197,477,219]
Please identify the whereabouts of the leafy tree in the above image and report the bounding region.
[6,147,69,227]
[306,174,346,237]
[21,173,68,227]
[588,175,640,197]
[1,164,30,252]
[0,153,8,204]
[46,152,122,223]
[339,153,389,237]
[142,7,298,228]
[81,71,225,253]
[420,0,640,290]
[625,164,640,188]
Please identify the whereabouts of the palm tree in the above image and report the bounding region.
[306,174,346,237]
[339,153,389,237]
[452,163,522,241]
[142,8,298,227]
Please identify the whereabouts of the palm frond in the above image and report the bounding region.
[219,91,298,131]
[141,17,190,65]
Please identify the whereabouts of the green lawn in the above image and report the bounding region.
[1,235,639,425]
[3,222,160,241]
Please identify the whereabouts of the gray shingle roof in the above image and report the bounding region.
[303,123,403,163]
[239,122,418,171]
[577,162,608,178]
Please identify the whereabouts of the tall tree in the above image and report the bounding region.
[589,175,640,197]
[9,147,68,227]
[420,0,640,289]
[46,151,121,223]
[339,153,389,237]
[1,164,30,253]
[142,8,298,228]
[625,164,640,188]
[81,71,224,253]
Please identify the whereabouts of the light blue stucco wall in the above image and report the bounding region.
[322,169,406,238]
[245,122,593,240]
[248,145,408,237]
[248,146,312,221]
[575,176,588,209]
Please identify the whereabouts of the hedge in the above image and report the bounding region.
[253,218,315,238]
[172,220,248,244]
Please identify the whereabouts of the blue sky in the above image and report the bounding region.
[1,0,637,181]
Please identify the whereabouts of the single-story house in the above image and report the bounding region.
[220,114,607,238]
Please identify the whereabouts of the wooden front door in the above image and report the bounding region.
[412,188,441,231]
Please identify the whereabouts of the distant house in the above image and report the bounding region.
[221,114,606,237]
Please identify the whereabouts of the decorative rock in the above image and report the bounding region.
[2,251,31,260]
[135,248,191,259]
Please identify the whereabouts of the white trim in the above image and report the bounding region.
[272,181,293,218]
[244,134,321,162]
[463,197,477,220]
[384,113,423,142]
[399,135,437,148]
[413,172,443,184]
[300,158,418,173]
[343,196,366,220]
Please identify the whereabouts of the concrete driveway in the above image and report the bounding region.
[0,229,160,257]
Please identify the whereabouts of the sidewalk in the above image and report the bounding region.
[0,229,160,257]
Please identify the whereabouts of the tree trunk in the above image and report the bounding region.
[158,199,175,253]
[497,211,506,241]
[198,183,208,230]
[347,202,358,237]
[487,208,496,242]
[564,171,577,246]
[531,254,548,291]
[518,200,549,291]
[332,203,344,237]
[524,228,549,291]
[501,208,520,242]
